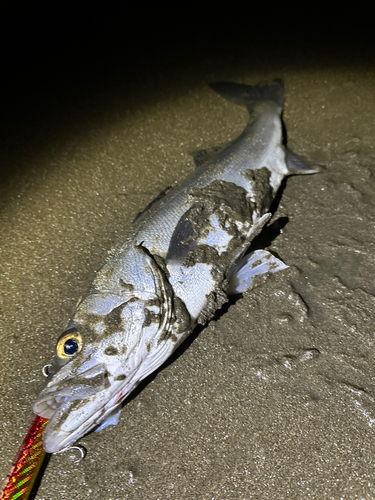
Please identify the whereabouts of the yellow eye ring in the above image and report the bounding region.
[57,332,82,358]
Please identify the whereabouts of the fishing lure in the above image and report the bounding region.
[0,417,50,500]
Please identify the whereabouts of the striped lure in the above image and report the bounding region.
[0,417,50,500]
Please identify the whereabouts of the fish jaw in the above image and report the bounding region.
[34,375,137,453]
[42,397,112,453]
[33,355,136,453]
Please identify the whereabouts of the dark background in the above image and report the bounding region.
[1,3,372,108]
[0,2,373,185]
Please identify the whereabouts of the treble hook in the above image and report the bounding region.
[56,444,87,461]
[67,445,87,460]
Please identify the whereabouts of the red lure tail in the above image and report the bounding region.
[1,416,51,500]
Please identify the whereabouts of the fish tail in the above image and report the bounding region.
[209,79,284,109]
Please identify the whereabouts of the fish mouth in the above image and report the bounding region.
[42,399,107,453]
[34,390,113,453]
[33,377,137,453]
[33,386,97,420]
[33,363,110,420]
[33,395,69,420]
[33,366,111,452]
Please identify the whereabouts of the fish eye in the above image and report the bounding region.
[57,332,82,358]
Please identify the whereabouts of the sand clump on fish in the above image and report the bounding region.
[33,79,319,454]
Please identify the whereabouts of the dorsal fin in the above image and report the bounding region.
[192,146,224,168]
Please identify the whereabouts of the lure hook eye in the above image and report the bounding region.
[42,364,52,377]
[56,332,82,358]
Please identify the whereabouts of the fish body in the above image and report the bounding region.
[34,80,316,453]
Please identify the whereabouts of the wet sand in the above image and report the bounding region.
[1,13,375,500]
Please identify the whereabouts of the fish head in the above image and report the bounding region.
[33,304,153,453]
[33,244,179,453]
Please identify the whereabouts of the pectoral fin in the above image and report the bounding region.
[166,212,196,263]
[227,249,288,295]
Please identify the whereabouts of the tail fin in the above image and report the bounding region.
[209,79,284,110]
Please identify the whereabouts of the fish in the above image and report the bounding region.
[33,79,318,454]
